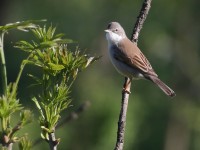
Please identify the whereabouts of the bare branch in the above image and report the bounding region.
[114,0,153,150]
[131,0,152,43]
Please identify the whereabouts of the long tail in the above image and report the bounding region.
[148,76,176,97]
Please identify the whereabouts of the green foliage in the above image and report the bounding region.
[20,110,34,127]
[0,79,33,148]
[0,20,46,149]
[15,25,99,79]
[32,82,71,134]
[16,25,99,146]
[18,135,32,150]
[0,20,45,98]
[0,19,99,149]
[0,20,46,33]
[0,93,22,131]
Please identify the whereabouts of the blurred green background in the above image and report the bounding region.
[1,0,200,149]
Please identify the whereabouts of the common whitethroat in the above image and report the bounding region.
[105,22,175,97]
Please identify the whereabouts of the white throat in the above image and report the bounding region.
[106,32,124,45]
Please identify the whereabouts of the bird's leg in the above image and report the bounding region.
[122,77,131,94]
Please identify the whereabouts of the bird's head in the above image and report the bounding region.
[105,22,126,45]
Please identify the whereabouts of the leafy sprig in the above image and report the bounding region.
[0,20,45,149]
[15,25,99,149]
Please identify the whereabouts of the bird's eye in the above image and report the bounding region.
[115,28,118,32]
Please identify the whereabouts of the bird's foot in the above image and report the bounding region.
[122,88,131,94]
[122,77,131,94]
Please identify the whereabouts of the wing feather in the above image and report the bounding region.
[114,38,158,77]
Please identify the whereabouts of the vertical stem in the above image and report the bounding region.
[48,131,57,150]
[0,32,12,149]
[0,32,7,96]
[114,78,131,150]
[10,55,31,99]
[0,34,29,150]
[7,143,13,150]
[131,0,152,42]
[114,0,153,150]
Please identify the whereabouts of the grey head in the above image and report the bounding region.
[105,22,127,44]
[105,22,126,38]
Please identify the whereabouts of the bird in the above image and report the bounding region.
[104,22,175,97]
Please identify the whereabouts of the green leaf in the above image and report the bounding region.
[0,19,46,32]
[37,41,57,49]
[18,135,32,150]
[47,25,56,40]
[41,126,51,133]
[55,38,75,44]
[54,33,65,39]
[32,97,45,119]
[15,41,34,52]
[48,63,65,71]
[41,132,46,140]
[20,110,33,126]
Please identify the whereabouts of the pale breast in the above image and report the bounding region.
[108,45,144,79]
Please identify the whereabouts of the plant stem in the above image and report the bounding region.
[114,0,152,150]
[32,101,90,147]
[48,131,57,150]
[114,78,130,150]
[131,0,152,43]
[0,32,13,150]
[10,55,31,99]
[0,32,7,97]
[7,143,13,150]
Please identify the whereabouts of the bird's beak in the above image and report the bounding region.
[104,29,110,33]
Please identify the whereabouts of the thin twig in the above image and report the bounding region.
[48,129,58,150]
[10,55,32,99]
[114,78,131,150]
[0,32,7,97]
[131,0,152,43]
[56,100,91,129]
[114,0,152,150]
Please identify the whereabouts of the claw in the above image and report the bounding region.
[122,77,132,94]
[122,88,131,94]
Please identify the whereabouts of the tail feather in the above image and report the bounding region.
[148,76,176,97]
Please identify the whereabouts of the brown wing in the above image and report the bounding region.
[116,38,158,77]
